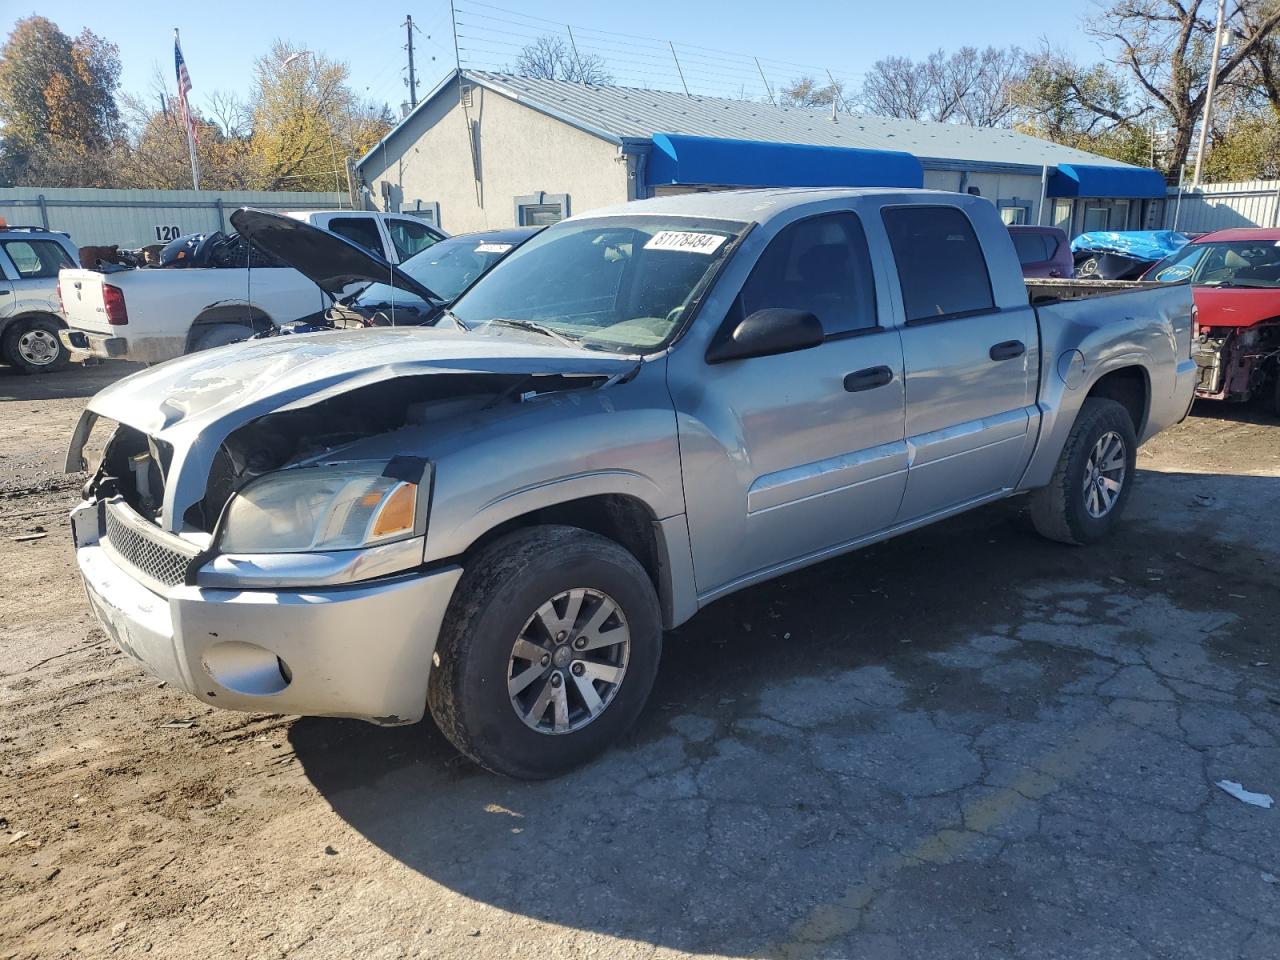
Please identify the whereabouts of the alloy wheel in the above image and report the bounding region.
[17,329,59,366]
[507,587,630,735]
[1082,430,1126,518]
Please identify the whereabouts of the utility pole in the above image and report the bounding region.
[403,14,419,108]
[1192,0,1226,187]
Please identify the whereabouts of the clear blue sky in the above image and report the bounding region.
[4,0,1105,115]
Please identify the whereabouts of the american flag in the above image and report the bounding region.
[174,38,197,144]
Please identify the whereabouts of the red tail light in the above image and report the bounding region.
[1191,303,1200,340]
[102,284,128,325]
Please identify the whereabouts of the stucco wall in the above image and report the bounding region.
[923,168,1046,224]
[359,78,629,233]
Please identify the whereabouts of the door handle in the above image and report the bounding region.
[843,366,894,392]
[989,340,1026,361]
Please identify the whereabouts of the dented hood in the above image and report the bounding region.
[78,327,639,530]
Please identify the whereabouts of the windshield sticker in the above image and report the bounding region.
[475,242,513,254]
[643,231,728,255]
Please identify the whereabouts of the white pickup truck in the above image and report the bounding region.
[58,210,445,363]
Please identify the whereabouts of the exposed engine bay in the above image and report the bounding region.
[90,372,616,535]
[1193,322,1280,402]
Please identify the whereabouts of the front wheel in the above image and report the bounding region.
[428,525,662,779]
[1029,398,1138,545]
[3,316,70,373]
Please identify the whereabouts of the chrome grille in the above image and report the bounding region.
[103,500,201,590]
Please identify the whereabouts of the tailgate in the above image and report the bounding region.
[59,268,116,334]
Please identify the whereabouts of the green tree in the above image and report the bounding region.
[0,16,121,185]
[779,76,846,109]
[248,41,391,192]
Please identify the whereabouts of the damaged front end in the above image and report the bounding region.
[64,329,639,724]
[1192,321,1280,402]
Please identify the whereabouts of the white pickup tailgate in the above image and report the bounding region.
[59,269,115,334]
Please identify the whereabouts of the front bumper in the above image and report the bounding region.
[72,501,462,725]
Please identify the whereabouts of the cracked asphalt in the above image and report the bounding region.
[2,364,1279,959]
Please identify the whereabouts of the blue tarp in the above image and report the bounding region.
[1070,230,1191,260]
[1048,163,1167,199]
[647,133,924,190]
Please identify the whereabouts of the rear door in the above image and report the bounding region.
[883,204,1038,523]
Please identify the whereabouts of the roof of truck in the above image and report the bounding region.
[578,186,960,223]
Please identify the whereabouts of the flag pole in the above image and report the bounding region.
[175,28,200,190]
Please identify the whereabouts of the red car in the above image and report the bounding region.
[1145,228,1280,413]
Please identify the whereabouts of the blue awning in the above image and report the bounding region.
[647,133,924,190]
[1047,163,1166,199]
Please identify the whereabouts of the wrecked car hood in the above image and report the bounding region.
[230,207,441,303]
[77,327,640,530]
[1192,285,1280,329]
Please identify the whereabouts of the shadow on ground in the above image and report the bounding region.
[291,471,1280,957]
[0,360,143,402]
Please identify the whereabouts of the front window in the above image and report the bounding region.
[450,215,746,351]
[386,217,440,260]
[3,239,73,279]
[1147,241,1280,288]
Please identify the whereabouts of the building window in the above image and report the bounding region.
[399,200,441,229]
[1083,206,1110,232]
[998,200,1031,225]
[1052,200,1073,232]
[514,192,569,227]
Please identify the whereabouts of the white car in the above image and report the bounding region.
[59,210,446,364]
[0,227,79,373]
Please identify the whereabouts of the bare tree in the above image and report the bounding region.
[1087,0,1280,177]
[512,35,612,84]
[860,47,1024,126]
[778,75,846,108]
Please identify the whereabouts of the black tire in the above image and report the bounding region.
[190,323,253,353]
[2,315,70,374]
[1029,398,1138,545]
[428,524,662,779]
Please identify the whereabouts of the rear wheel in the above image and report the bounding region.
[428,525,662,779]
[2,315,69,374]
[190,322,254,353]
[1030,398,1137,545]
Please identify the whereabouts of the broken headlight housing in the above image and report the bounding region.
[217,461,428,554]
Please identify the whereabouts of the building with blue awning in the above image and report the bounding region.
[357,69,1168,238]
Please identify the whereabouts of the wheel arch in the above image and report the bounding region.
[1,309,67,334]
[1083,364,1150,438]
[459,492,693,629]
[186,303,273,351]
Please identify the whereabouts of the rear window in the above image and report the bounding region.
[1011,232,1054,265]
[328,217,384,255]
[882,206,995,322]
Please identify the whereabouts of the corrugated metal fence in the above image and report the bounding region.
[1165,179,1280,233]
[0,187,352,248]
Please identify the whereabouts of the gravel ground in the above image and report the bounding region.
[1,361,1278,960]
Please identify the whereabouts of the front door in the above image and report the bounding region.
[671,211,908,597]
[880,204,1037,523]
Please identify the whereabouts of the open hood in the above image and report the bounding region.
[72,327,640,530]
[230,207,441,303]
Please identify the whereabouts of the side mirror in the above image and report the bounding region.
[705,308,824,364]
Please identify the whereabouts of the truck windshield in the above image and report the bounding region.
[1148,240,1280,288]
[449,215,746,351]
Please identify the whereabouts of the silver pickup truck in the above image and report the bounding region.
[65,189,1197,779]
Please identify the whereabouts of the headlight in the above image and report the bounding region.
[218,461,427,554]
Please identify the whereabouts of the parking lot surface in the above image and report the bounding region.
[2,362,1278,960]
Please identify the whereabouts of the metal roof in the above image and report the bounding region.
[474,71,1131,170]
[358,69,1137,176]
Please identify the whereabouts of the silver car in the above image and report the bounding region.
[66,189,1197,778]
